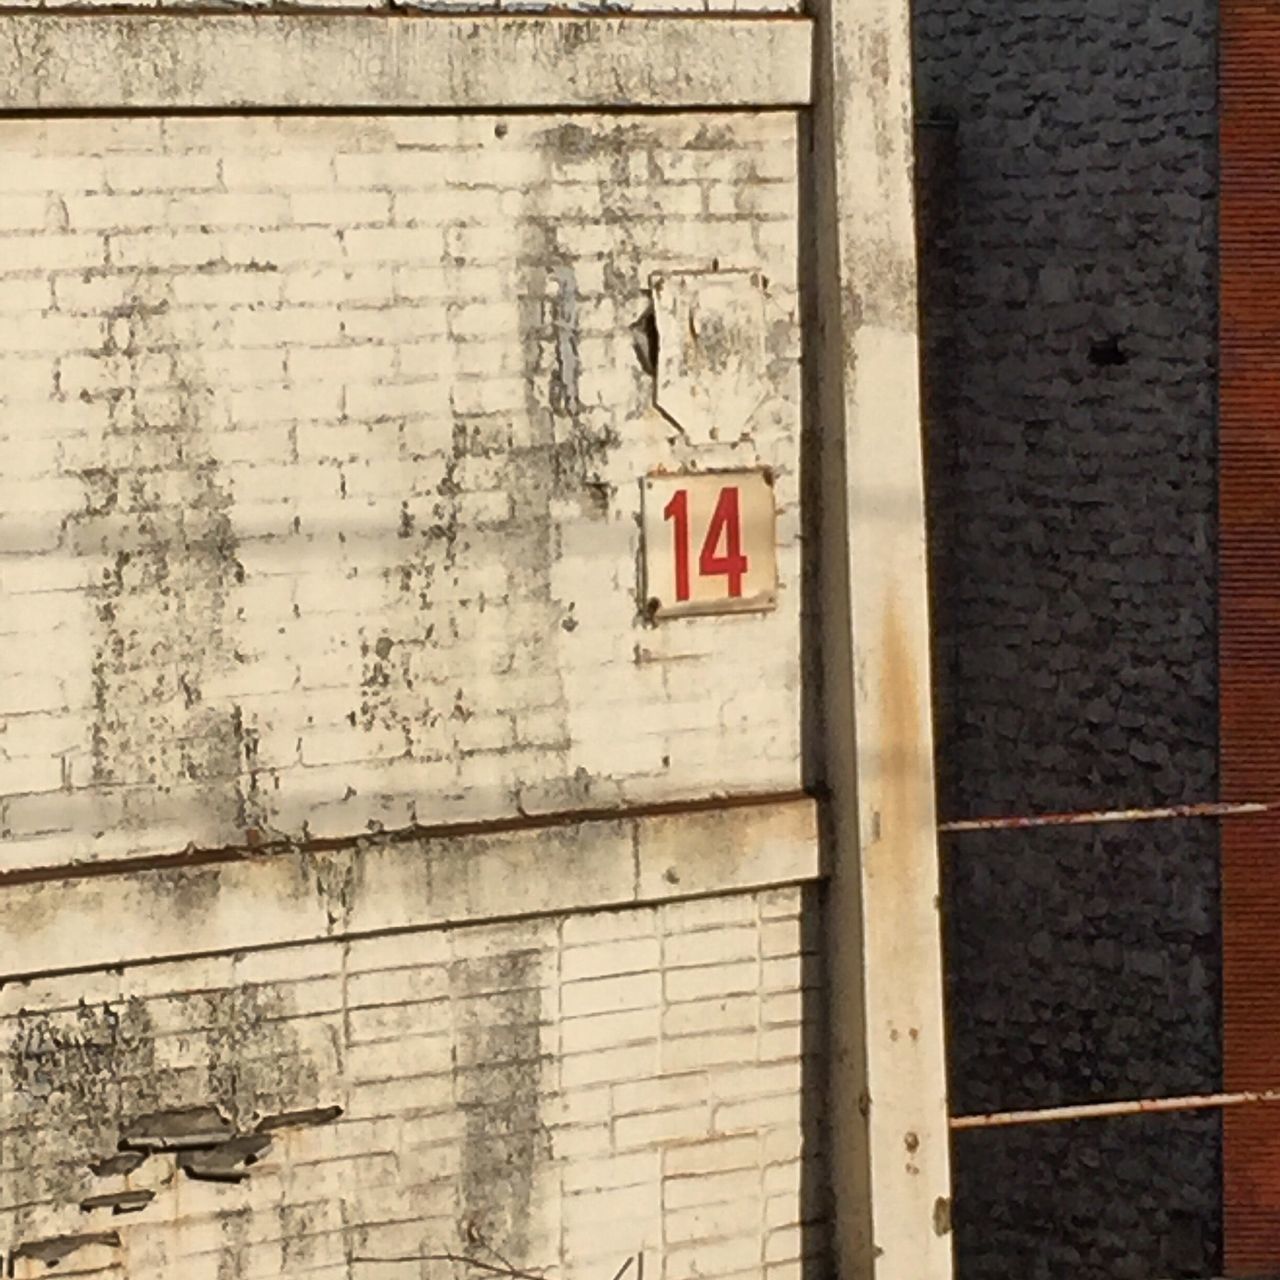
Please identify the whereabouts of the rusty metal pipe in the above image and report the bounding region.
[938,801,1268,834]
[951,1088,1280,1130]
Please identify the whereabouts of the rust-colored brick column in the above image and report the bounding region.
[1222,2,1280,1268]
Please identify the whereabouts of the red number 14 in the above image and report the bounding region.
[663,486,749,602]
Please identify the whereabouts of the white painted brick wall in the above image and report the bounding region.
[0,886,825,1280]
[0,113,803,869]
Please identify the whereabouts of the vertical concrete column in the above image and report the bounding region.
[805,0,954,1273]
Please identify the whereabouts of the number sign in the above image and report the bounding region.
[641,470,778,619]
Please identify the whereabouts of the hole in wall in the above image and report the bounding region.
[630,304,659,376]
[1088,335,1128,367]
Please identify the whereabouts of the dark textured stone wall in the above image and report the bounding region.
[912,4,1220,1278]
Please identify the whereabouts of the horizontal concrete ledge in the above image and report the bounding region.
[0,12,814,111]
[0,794,820,980]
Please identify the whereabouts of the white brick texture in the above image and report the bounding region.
[0,114,803,868]
[0,887,825,1280]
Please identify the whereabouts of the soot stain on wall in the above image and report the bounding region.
[351,121,648,809]
[67,281,255,841]
[7,998,160,1217]
[451,947,546,1266]
[4,980,325,1248]
[201,983,323,1131]
[914,1,1219,1276]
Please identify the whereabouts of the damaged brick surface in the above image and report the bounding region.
[0,889,823,1279]
[0,114,802,870]
[118,1105,235,1152]
[914,2,1219,1277]
[9,1230,120,1274]
[0,51,826,1280]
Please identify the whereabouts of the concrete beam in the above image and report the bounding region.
[0,795,819,980]
[804,0,954,1272]
[0,12,812,112]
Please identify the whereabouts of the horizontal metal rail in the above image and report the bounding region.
[951,1088,1280,1131]
[939,801,1268,834]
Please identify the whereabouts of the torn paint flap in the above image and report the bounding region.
[255,1104,343,1132]
[118,1105,234,1152]
[651,269,769,444]
[9,1231,121,1272]
[78,1189,154,1216]
[87,1151,146,1178]
[178,1134,273,1183]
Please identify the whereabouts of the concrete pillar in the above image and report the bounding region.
[805,0,955,1272]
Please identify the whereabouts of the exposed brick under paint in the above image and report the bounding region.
[914,2,1220,1276]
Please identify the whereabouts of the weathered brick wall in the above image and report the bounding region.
[914,1,1220,1276]
[0,885,823,1280]
[0,113,802,871]
[0,74,826,1280]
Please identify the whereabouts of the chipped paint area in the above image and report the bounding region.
[0,888,824,1279]
[0,114,803,868]
[652,269,771,445]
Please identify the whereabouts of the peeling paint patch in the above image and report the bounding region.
[78,1189,154,1215]
[256,1104,342,1132]
[119,1104,234,1152]
[178,1134,272,1183]
[652,269,770,443]
[9,1230,120,1273]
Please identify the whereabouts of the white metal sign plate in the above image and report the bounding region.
[641,470,778,619]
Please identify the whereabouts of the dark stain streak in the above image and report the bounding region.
[7,998,160,1222]
[452,948,546,1266]
[71,283,252,839]
[203,985,321,1131]
[933,1196,952,1237]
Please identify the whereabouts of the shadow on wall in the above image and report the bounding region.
[800,928,831,1280]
